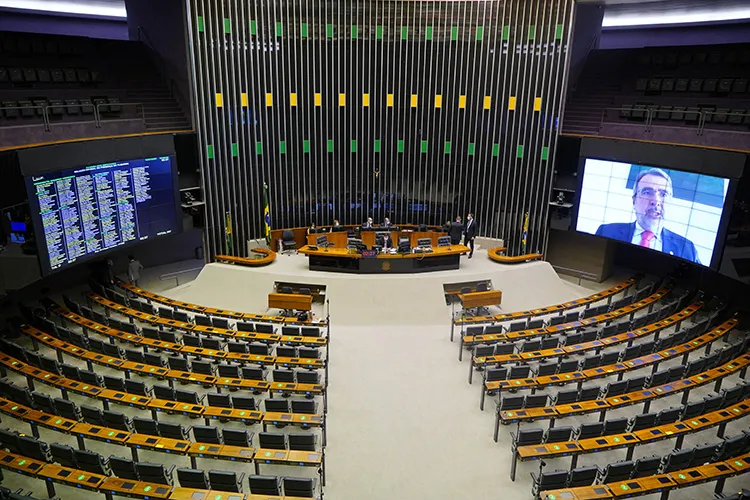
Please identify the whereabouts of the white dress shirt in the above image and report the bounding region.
[630,221,663,252]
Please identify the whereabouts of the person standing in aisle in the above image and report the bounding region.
[464,213,477,258]
[127,255,144,286]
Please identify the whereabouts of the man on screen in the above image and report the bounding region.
[595,168,701,264]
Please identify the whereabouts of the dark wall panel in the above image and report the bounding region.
[187,0,575,258]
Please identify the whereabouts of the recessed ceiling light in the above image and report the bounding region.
[603,7,750,27]
[0,0,127,18]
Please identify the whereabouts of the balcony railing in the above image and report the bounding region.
[0,102,145,132]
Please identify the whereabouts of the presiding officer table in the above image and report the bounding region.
[298,245,470,273]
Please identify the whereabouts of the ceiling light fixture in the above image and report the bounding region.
[0,0,127,19]
[603,7,750,27]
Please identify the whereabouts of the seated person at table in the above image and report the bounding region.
[376,232,393,250]
[383,217,392,228]
[307,222,318,235]
[362,217,374,229]
[330,219,342,232]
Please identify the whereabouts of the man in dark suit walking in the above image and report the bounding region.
[464,213,477,258]
[449,216,464,245]
[595,168,701,264]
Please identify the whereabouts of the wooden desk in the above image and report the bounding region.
[268,292,313,312]
[307,231,348,248]
[298,244,469,274]
[458,290,503,309]
[488,246,543,263]
[609,474,676,497]
[216,248,276,266]
[360,230,399,248]
[102,477,172,498]
[408,231,441,247]
[455,276,638,325]
[168,489,245,500]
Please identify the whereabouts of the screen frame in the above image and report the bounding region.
[572,155,736,270]
[25,154,182,277]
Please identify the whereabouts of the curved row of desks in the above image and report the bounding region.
[0,448,317,500]
[54,307,326,369]
[0,353,328,422]
[453,277,638,326]
[216,248,277,267]
[114,281,328,327]
[86,294,327,348]
[542,452,750,500]
[474,301,703,387]
[494,352,750,437]
[487,246,544,264]
[480,316,736,410]
[0,396,324,474]
[514,398,750,475]
[459,287,671,360]
[20,325,326,399]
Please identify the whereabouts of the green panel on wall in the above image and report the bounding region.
[326,24,334,38]
[301,23,308,38]
[516,145,524,158]
[467,143,475,156]
[555,24,563,40]
[206,144,214,159]
[541,146,549,160]
[351,140,357,153]
[376,25,383,40]
[374,139,381,153]
[475,26,484,41]
[352,26,358,39]
[303,140,310,153]
[275,22,283,37]
[451,26,458,41]
[250,20,257,35]
[444,141,451,154]
[492,143,500,157]
[279,141,286,154]
[223,18,231,34]
[502,25,510,40]
[528,25,536,40]
[397,140,404,153]
[421,140,428,153]
[231,143,238,157]
[197,16,204,33]
[401,26,408,40]
[255,142,262,155]
[425,26,433,41]
[327,139,334,153]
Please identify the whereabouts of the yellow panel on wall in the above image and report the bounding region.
[339,93,346,107]
[508,96,517,110]
[387,94,394,107]
[240,93,247,107]
[534,97,542,111]
[314,93,322,107]
[458,95,466,109]
[363,93,370,107]
[483,96,491,109]
[290,93,298,107]
[215,93,223,108]
[434,94,442,108]
[411,94,418,108]
[265,93,273,107]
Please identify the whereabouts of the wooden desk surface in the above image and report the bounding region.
[268,292,313,311]
[456,277,637,324]
[254,448,322,466]
[459,290,503,309]
[298,244,469,258]
[101,477,172,498]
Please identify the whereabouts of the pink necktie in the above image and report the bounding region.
[639,230,655,248]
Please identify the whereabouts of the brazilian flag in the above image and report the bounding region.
[225,211,232,254]
[263,183,271,245]
[521,212,529,254]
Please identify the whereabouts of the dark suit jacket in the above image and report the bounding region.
[595,222,701,264]
[464,219,478,240]
[449,222,464,242]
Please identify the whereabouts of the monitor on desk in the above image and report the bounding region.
[315,234,328,248]
[417,237,432,247]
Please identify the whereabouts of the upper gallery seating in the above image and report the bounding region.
[564,44,750,150]
[0,31,191,148]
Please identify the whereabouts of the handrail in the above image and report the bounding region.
[551,264,599,285]
[600,106,750,138]
[0,104,49,130]
[159,266,203,287]
[95,102,145,127]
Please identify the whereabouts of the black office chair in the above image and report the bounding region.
[136,462,175,485]
[50,443,78,468]
[208,470,244,493]
[110,456,139,480]
[177,468,209,490]
[288,434,317,451]
[248,475,281,496]
[283,477,316,498]
[74,449,111,475]
[259,432,287,450]
[281,229,297,254]
[223,429,252,448]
